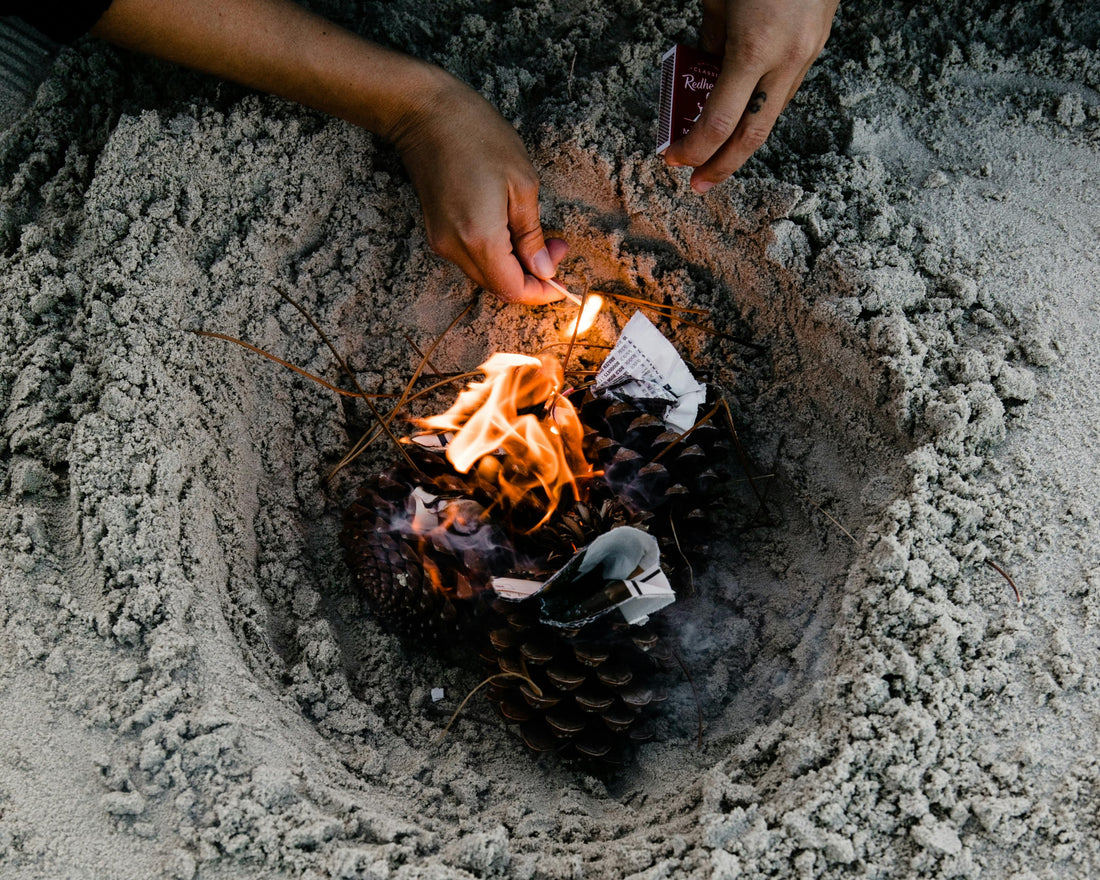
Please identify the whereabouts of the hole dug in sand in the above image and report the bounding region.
[5,4,1094,874]
[283,172,910,874]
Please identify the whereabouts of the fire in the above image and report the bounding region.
[563,294,605,338]
[416,352,591,523]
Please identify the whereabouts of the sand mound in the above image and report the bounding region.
[1,2,1098,877]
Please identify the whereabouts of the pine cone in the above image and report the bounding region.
[340,387,728,762]
[480,595,671,763]
[341,471,513,642]
[573,390,728,576]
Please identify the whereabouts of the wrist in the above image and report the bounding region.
[375,62,464,147]
[301,38,463,144]
[382,67,483,156]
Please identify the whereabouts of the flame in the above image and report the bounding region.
[417,352,590,523]
[563,294,605,338]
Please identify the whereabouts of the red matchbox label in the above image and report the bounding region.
[657,44,721,154]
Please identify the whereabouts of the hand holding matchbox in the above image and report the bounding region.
[657,44,721,154]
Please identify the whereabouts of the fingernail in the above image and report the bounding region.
[692,180,714,194]
[532,247,554,279]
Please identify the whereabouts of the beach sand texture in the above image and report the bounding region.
[1,1,1098,877]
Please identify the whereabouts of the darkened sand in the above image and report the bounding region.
[1,2,1098,878]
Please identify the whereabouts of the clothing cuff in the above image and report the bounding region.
[6,0,114,45]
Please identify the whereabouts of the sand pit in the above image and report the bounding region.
[1,1,1098,877]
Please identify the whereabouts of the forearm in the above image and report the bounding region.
[90,0,567,303]
[90,0,448,141]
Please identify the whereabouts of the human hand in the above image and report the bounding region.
[390,73,567,305]
[91,0,566,303]
[663,0,839,192]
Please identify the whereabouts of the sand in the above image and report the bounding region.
[1,1,1098,878]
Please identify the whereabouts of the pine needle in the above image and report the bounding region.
[985,559,1023,606]
[435,672,543,743]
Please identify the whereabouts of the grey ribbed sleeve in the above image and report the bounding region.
[0,17,56,129]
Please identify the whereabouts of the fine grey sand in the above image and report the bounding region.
[1,2,1098,878]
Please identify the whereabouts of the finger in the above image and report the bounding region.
[700,0,726,56]
[663,60,762,170]
[785,59,813,106]
[689,71,792,189]
[545,237,569,268]
[466,228,562,306]
[507,172,556,280]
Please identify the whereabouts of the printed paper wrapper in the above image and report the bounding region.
[593,311,706,433]
[492,527,674,627]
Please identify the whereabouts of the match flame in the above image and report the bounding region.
[417,352,591,524]
[563,294,605,338]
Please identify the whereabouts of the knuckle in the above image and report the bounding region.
[426,228,460,261]
[514,168,540,197]
[425,230,446,257]
[452,215,488,248]
[678,112,736,166]
[512,227,543,252]
[786,29,822,63]
[684,110,740,163]
[737,122,772,153]
[731,33,772,69]
[700,109,740,139]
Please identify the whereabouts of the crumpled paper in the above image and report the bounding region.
[593,311,706,432]
[492,526,674,627]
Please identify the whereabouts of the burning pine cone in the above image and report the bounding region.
[342,473,513,644]
[340,342,728,763]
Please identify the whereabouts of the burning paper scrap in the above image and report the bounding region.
[492,527,674,627]
[415,352,589,521]
[594,312,706,433]
[408,486,442,531]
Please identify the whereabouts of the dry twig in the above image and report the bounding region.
[985,559,1023,606]
[436,672,543,743]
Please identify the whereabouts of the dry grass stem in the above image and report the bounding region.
[404,333,444,378]
[602,291,709,316]
[436,672,543,743]
[806,499,858,545]
[329,299,476,478]
[668,515,695,597]
[985,559,1024,606]
[191,330,391,399]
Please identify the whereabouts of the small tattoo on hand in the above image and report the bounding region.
[747,91,767,113]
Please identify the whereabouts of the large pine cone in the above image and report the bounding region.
[340,390,727,761]
[480,594,671,763]
[573,391,728,579]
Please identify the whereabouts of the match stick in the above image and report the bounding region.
[545,278,583,306]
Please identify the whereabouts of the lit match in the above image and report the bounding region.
[545,278,583,306]
[563,293,605,337]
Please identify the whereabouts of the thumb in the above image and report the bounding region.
[508,174,555,280]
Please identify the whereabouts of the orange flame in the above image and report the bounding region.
[417,352,590,523]
[563,293,605,338]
